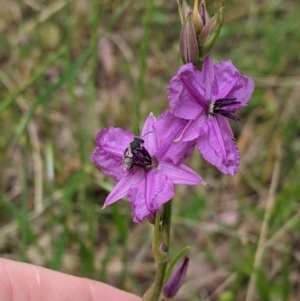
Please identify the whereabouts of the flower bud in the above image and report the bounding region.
[177,0,191,24]
[178,0,225,66]
[178,1,199,65]
[198,1,224,60]
[163,256,189,299]
[193,0,209,34]
[147,212,156,224]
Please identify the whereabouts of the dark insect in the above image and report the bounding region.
[123,137,152,170]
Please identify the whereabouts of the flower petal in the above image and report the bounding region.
[174,116,206,142]
[196,115,240,175]
[167,63,207,120]
[153,111,196,164]
[141,113,157,156]
[202,55,215,100]
[165,140,196,165]
[91,146,126,180]
[91,127,134,180]
[214,60,254,108]
[96,127,134,157]
[160,162,203,185]
[128,171,175,223]
[104,169,145,207]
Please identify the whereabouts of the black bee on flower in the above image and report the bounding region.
[122,136,152,170]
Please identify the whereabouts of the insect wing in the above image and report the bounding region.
[122,146,134,170]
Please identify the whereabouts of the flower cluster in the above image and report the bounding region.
[178,0,224,64]
[91,1,254,223]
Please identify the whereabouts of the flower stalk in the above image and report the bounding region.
[143,200,172,301]
[91,3,255,300]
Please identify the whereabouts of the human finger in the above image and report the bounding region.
[0,258,141,301]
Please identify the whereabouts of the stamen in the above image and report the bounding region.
[210,97,240,122]
[214,97,240,105]
[216,111,240,121]
[214,98,241,108]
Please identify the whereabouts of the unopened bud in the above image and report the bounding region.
[178,0,192,24]
[163,256,189,299]
[177,0,199,65]
[147,212,156,224]
[193,0,210,34]
[178,0,225,66]
[179,11,199,65]
[199,1,224,60]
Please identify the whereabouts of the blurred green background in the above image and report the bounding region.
[1,0,300,300]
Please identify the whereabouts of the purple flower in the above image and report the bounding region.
[163,256,189,299]
[167,55,254,175]
[91,112,203,223]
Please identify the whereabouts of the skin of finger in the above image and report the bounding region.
[0,258,141,301]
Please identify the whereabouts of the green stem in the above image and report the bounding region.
[143,200,172,301]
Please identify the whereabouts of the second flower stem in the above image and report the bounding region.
[143,200,172,301]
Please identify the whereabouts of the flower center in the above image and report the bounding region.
[208,97,241,122]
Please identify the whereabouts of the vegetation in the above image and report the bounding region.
[1,0,300,300]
